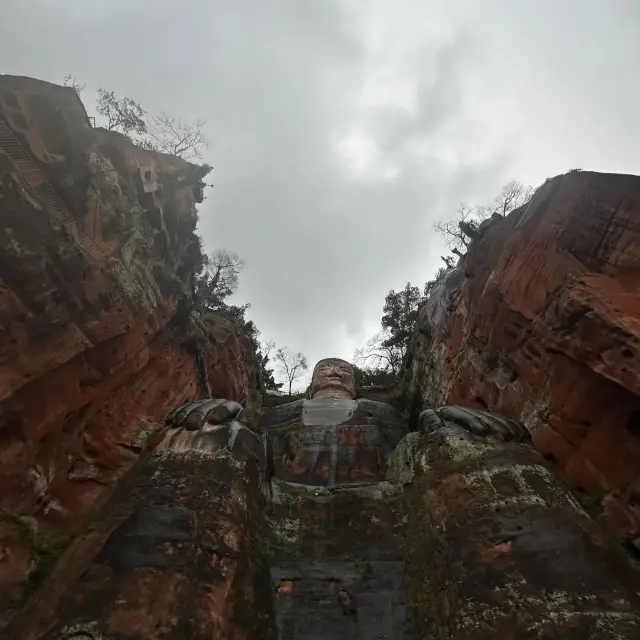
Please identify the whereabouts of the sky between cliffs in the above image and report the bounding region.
[2,0,640,389]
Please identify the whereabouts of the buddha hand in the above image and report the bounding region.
[160,399,264,467]
[419,405,530,443]
[165,399,260,432]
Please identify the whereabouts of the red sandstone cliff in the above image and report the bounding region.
[404,171,640,542]
[0,76,259,621]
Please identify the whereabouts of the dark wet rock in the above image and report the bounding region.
[399,407,640,638]
[5,421,273,639]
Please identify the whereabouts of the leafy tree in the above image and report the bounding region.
[355,282,421,375]
[96,88,147,136]
[212,299,281,392]
[275,348,309,396]
[257,340,283,392]
[380,282,421,356]
[223,310,282,393]
[193,249,244,311]
[143,114,209,161]
[352,365,397,387]
[190,248,280,391]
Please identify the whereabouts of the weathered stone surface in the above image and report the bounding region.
[265,398,407,486]
[0,76,259,623]
[4,78,640,637]
[5,416,272,639]
[14,358,640,638]
[267,480,409,638]
[397,407,640,638]
[264,363,640,637]
[404,172,640,539]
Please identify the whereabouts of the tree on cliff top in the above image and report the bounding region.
[190,248,281,392]
[143,114,209,161]
[275,348,308,396]
[94,85,208,160]
[96,88,147,136]
[433,204,477,254]
[434,179,533,256]
[63,74,85,96]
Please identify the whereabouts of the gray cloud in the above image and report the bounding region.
[2,0,639,388]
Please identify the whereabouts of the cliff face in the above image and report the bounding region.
[0,76,259,616]
[404,171,640,541]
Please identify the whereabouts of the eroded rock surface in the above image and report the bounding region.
[0,75,259,624]
[5,405,271,639]
[404,172,640,539]
[398,407,640,638]
[8,361,640,638]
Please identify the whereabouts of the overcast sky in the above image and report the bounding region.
[2,1,640,388]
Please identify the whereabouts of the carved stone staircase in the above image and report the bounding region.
[0,117,106,262]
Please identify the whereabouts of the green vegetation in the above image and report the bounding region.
[400,483,452,639]
[574,489,603,510]
[355,180,536,382]
[94,86,209,162]
[1,511,75,602]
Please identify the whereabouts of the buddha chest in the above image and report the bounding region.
[264,398,408,486]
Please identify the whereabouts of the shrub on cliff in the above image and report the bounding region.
[93,84,209,161]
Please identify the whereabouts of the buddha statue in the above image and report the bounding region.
[10,360,640,639]
[263,357,408,487]
[260,360,640,637]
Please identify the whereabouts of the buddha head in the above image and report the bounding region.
[309,358,356,399]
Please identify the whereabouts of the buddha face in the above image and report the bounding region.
[310,358,356,399]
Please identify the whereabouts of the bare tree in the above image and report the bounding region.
[434,180,533,255]
[433,203,477,253]
[96,88,147,136]
[490,180,534,217]
[63,74,85,96]
[193,249,245,310]
[354,331,404,376]
[262,340,276,359]
[143,114,208,160]
[275,348,309,396]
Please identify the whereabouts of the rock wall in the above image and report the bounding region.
[0,76,259,622]
[404,171,640,541]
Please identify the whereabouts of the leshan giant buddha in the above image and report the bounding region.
[8,359,640,639]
